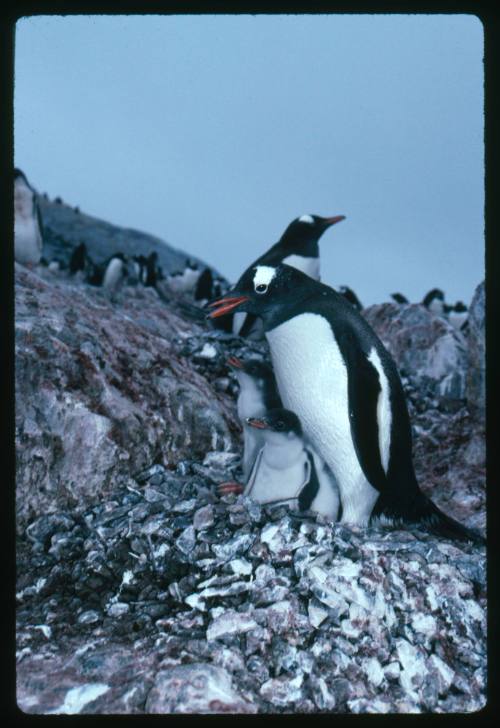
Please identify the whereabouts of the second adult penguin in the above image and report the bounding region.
[232,213,345,337]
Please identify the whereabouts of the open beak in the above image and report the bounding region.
[246,417,268,430]
[227,356,243,369]
[323,215,346,227]
[207,294,249,318]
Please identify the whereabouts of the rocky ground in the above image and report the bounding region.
[16,201,486,714]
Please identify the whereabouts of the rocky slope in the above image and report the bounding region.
[16,202,486,714]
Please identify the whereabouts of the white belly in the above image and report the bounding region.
[14,217,42,265]
[103,258,125,289]
[266,312,379,525]
[244,444,308,505]
[282,254,320,281]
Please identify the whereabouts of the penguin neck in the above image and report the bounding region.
[262,432,304,468]
[279,237,319,259]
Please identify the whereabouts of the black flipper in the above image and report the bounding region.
[336,328,388,494]
[298,451,320,511]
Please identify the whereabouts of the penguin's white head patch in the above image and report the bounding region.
[298,214,314,224]
[253,265,276,294]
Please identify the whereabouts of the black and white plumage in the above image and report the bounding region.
[339,285,363,311]
[447,301,468,332]
[219,409,340,520]
[166,259,201,294]
[14,168,44,266]
[227,356,282,479]
[194,267,214,301]
[422,288,446,316]
[209,263,483,543]
[232,213,345,337]
[391,292,409,304]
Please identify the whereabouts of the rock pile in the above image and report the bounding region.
[16,458,486,714]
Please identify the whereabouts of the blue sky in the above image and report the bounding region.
[14,14,484,306]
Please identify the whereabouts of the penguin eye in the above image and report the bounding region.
[275,420,284,430]
[255,283,268,294]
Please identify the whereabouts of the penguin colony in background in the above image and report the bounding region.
[209,251,482,543]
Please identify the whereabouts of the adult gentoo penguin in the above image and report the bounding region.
[14,168,44,266]
[232,213,346,337]
[218,409,340,520]
[227,356,282,479]
[208,264,484,543]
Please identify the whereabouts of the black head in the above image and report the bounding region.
[391,292,409,304]
[227,356,273,382]
[280,214,345,246]
[454,301,467,313]
[14,168,28,183]
[246,408,302,437]
[422,288,445,306]
[208,263,318,329]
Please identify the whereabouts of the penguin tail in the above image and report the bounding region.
[413,492,486,545]
[405,490,486,545]
[376,490,485,545]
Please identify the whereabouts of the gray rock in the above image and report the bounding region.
[465,281,485,423]
[145,663,256,713]
[15,264,239,530]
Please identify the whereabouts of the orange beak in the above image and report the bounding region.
[246,417,268,430]
[227,356,243,369]
[207,295,249,318]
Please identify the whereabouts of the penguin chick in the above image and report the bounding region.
[219,409,340,520]
[339,285,363,311]
[232,213,346,337]
[14,168,43,266]
[227,356,282,480]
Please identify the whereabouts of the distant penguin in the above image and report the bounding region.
[54,196,63,204]
[209,263,484,543]
[227,356,282,479]
[218,409,340,520]
[14,168,43,266]
[102,253,128,291]
[194,267,214,301]
[69,242,88,274]
[422,288,446,316]
[448,301,468,331]
[166,259,201,294]
[145,251,159,287]
[338,285,363,311]
[391,292,409,304]
[232,213,346,337]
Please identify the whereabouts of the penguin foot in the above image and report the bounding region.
[217,481,244,496]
